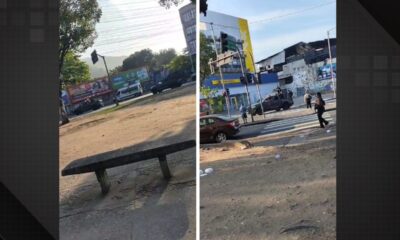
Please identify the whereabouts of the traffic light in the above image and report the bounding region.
[226,88,230,96]
[200,0,208,16]
[91,50,98,64]
[220,32,229,53]
[245,73,253,84]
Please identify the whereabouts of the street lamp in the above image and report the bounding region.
[327,27,336,98]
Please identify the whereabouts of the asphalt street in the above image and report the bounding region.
[69,81,195,120]
[235,110,335,139]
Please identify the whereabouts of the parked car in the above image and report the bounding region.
[150,71,187,94]
[200,115,241,143]
[115,82,143,102]
[251,88,293,115]
[73,98,103,115]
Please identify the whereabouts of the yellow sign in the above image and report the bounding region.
[238,18,255,73]
[211,79,241,85]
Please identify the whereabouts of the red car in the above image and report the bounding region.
[200,115,241,143]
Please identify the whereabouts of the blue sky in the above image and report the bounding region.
[81,0,190,58]
[207,0,336,61]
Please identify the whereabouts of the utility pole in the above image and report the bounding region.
[97,53,111,83]
[209,22,231,117]
[327,27,336,98]
[92,50,117,106]
[239,43,265,119]
[236,49,254,122]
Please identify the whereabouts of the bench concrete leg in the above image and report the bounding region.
[95,169,111,195]
[158,155,171,179]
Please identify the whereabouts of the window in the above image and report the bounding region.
[208,118,215,125]
[200,119,207,127]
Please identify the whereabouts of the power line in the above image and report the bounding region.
[97,18,179,34]
[98,31,184,55]
[95,26,182,46]
[93,28,183,48]
[99,0,159,8]
[250,1,336,24]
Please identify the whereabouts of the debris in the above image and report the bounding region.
[280,220,319,234]
[200,173,208,177]
[275,154,281,160]
[200,169,204,175]
[205,168,214,174]
[326,129,331,133]
[300,134,305,138]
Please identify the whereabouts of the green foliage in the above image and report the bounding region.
[167,55,191,74]
[59,0,102,76]
[200,86,218,113]
[121,48,180,72]
[154,48,177,68]
[109,65,123,76]
[61,52,91,87]
[200,32,216,85]
[122,49,155,71]
[158,0,195,8]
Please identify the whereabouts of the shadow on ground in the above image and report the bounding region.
[60,119,196,240]
[200,130,336,240]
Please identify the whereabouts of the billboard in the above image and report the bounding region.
[111,67,150,90]
[67,77,112,104]
[200,11,255,72]
[317,63,336,80]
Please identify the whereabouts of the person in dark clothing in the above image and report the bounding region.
[304,92,312,109]
[315,92,329,128]
[239,104,248,124]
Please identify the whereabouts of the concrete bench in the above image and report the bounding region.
[61,140,196,195]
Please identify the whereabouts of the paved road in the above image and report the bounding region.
[236,110,335,139]
[69,81,195,120]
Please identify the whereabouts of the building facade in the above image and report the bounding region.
[179,3,196,56]
[256,39,337,97]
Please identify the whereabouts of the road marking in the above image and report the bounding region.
[263,113,331,129]
[261,113,333,135]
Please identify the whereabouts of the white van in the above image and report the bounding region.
[115,82,143,102]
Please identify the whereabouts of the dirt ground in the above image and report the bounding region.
[200,123,336,240]
[59,84,196,240]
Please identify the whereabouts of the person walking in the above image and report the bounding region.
[304,91,312,109]
[239,104,248,124]
[315,92,329,128]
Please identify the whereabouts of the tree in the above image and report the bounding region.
[109,65,123,76]
[154,48,177,69]
[59,0,102,77]
[200,86,218,113]
[59,0,102,124]
[61,52,91,87]
[122,49,155,71]
[158,0,195,8]
[167,55,191,74]
[200,32,215,85]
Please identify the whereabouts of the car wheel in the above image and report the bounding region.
[283,102,290,110]
[215,132,227,143]
[152,90,157,95]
